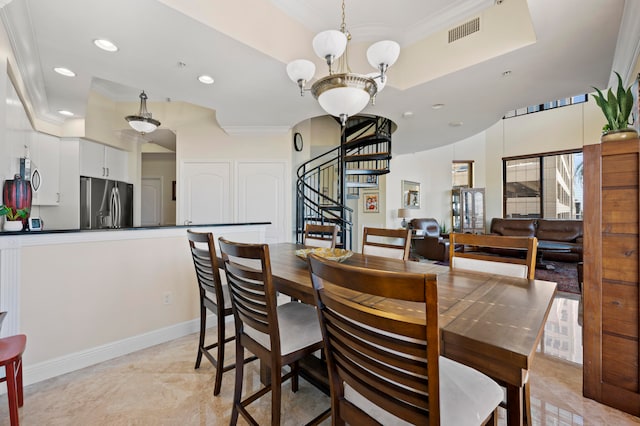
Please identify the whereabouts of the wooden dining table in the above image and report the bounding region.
[262,243,557,426]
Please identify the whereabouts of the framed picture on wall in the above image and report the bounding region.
[401,180,420,209]
[363,192,379,213]
[452,161,473,188]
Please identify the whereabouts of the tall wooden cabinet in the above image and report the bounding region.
[451,188,485,234]
[583,139,640,416]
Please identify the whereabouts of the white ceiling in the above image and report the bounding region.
[1,0,638,155]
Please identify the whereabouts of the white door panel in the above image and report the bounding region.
[141,178,162,226]
[181,162,231,225]
[238,162,285,243]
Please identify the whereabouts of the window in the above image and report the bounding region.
[503,150,583,219]
[504,94,588,119]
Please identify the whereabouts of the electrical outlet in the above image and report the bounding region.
[163,292,172,305]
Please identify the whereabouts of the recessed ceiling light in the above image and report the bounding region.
[58,110,74,116]
[93,39,118,52]
[198,75,214,85]
[402,111,414,118]
[53,67,76,77]
[449,121,463,127]
[432,103,445,109]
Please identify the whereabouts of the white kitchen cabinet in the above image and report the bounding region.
[79,139,129,181]
[105,146,128,181]
[31,133,60,206]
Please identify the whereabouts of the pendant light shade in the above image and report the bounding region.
[367,40,401,69]
[125,91,160,134]
[316,82,371,119]
[312,30,347,64]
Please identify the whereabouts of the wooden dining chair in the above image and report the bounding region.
[449,232,538,424]
[303,223,338,248]
[218,237,330,426]
[186,230,256,396]
[449,233,538,280]
[361,226,411,260]
[0,333,26,426]
[307,253,503,425]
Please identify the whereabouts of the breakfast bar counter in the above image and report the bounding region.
[0,222,268,389]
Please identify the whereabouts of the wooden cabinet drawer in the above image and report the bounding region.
[602,234,639,283]
[603,153,639,187]
[602,333,639,392]
[602,188,639,234]
[602,281,639,338]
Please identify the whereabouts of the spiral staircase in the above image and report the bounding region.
[295,115,395,250]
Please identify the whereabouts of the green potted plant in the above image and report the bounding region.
[439,221,449,236]
[0,205,29,232]
[592,71,638,142]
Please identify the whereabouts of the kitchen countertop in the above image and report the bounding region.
[0,222,271,237]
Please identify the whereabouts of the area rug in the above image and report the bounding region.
[432,259,581,294]
[534,260,581,294]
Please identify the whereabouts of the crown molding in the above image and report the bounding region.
[0,1,55,123]
[221,125,291,135]
[610,0,640,86]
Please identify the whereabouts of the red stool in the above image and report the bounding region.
[0,335,26,426]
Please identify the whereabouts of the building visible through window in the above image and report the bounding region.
[503,150,583,219]
[504,94,588,119]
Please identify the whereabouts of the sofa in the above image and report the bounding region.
[409,218,449,262]
[489,218,583,262]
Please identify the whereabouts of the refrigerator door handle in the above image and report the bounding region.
[81,177,92,229]
[115,187,121,228]
[109,187,117,228]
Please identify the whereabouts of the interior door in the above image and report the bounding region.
[141,177,162,226]
[181,161,231,225]
[237,161,287,243]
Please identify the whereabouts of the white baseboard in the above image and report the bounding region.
[21,314,229,389]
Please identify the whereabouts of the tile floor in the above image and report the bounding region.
[0,293,639,425]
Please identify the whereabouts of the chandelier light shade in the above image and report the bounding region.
[312,30,347,65]
[367,40,401,81]
[125,91,160,134]
[286,0,400,125]
[286,60,316,95]
[313,75,376,118]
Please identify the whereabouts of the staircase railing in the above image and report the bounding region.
[296,144,353,249]
[295,115,393,250]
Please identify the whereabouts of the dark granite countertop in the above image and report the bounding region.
[0,222,271,236]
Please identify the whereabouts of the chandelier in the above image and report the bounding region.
[286,0,400,126]
[125,91,160,134]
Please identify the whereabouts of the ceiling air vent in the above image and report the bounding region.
[448,17,480,43]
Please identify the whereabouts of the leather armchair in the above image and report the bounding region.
[409,218,450,262]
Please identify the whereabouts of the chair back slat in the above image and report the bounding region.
[362,227,411,260]
[304,223,338,248]
[325,311,428,380]
[191,249,218,290]
[321,299,428,361]
[308,253,440,425]
[218,237,280,349]
[449,233,538,279]
[187,230,225,306]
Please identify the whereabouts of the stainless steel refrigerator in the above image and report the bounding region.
[80,177,133,229]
